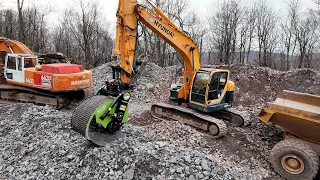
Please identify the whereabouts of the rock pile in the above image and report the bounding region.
[90,62,114,94]
[1,61,319,180]
[0,104,233,180]
[90,61,176,103]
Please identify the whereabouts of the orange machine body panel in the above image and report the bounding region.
[7,64,92,92]
[1,37,93,93]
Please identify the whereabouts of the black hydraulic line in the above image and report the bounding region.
[191,47,195,71]
[99,92,126,120]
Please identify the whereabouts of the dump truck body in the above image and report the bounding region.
[258,90,320,144]
[258,90,320,180]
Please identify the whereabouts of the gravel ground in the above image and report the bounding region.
[0,104,234,180]
[0,62,319,179]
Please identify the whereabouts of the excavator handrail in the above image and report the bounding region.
[6,53,37,57]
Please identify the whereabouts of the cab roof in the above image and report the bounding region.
[199,68,229,72]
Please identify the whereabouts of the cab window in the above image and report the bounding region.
[18,57,23,71]
[219,72,228,91]
[24,58,34,68]
[178,77,183,84]
[191,72,210,104]
[178,75,189,84]
[7,56,16,70]
[208,72,228,100]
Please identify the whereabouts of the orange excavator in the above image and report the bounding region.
[0,37,92,109]
[71,0,245,146]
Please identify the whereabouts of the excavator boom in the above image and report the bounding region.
[114,0,200,94]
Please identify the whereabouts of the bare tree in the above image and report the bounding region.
[0,10,17,39]
[52,0,113,68]
[0,3,51,52]
[208,0,243,64]
[295,11,318,68]
[238,5,258,64]
[280,0,299,70]
[245,5,258,64]
[65,0,101,65]
[17,0,25,42]
[22,3,53,52]
[255,0,277,67]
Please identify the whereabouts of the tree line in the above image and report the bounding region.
[0,0,319,70]
[0,0,113,68]
[207,0,320,70]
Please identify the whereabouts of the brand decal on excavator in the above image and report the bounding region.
[71,79,90,86]
[25,78,34,84]
[151,18,175,38]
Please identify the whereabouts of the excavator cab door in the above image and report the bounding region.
[190,72,210,105]
[207,72,228,101]
[189,71,230,112]
[4,54,24,83]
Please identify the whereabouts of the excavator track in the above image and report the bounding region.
[151,103,228,138]
[0,84,70,109]
[210,108,247,127]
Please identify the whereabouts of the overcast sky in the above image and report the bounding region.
[2,0,317,31]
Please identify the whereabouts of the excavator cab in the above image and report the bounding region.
[4,53,38,82]
[189,68,235,113]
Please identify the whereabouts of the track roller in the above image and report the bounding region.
[210,109,245,127]
[151,103,227,138]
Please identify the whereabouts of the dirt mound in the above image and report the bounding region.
[210,64,320,110]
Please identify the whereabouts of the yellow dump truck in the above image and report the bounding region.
[258,90,320,180]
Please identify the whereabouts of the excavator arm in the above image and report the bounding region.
[114,0,201,94]
[0,37,33,54]
[0,37,37,66]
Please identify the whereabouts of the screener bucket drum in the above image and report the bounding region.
[71,95,129,146]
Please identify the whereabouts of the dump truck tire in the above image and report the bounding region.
[270,139,319,180]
